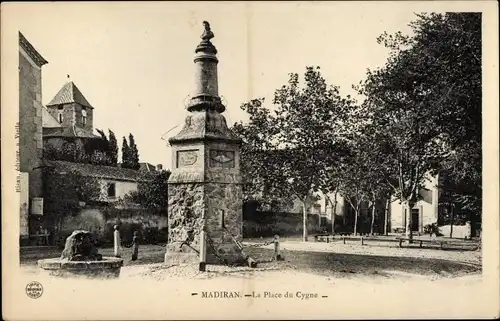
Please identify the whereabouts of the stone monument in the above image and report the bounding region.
[165,21,245,265]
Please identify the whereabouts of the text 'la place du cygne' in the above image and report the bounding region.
[199,291,322,300]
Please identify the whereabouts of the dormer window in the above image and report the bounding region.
[58,112,63,123]
[82,109,87,126]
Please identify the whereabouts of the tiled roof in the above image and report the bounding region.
[46,81,93,108]
[42,107,62,128]
[43,125,100,138]
[19,32,48,67]
[139,162,156,172]
[44,160,146,182]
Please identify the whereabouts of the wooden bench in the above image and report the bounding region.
[397,237,447,249]
[314,234,334,243]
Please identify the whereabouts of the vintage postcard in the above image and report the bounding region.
[2,1,499,320]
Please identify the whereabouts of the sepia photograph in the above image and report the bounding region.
[2,1,499,320]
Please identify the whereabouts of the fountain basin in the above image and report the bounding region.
[38,257,123,279]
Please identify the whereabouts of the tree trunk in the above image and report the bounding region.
[449,199,454,238]
[401,201,406,234]
[406,201,414,242]
[327,193,338,235]
[470,211,477,237]
[353,207,359,236]
[331,194,338,235]
[384,198,390,236]
[370,203,376,235]
[302,200,308,242]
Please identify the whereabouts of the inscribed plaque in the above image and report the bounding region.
[177,150,199,168]
[209,150,235,168]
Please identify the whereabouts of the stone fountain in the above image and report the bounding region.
[38,230,123,278]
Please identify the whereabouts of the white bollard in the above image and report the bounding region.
[113,225,121,258]
[274,235,283,261]
[199,231,207,271]
[465,221,472,240]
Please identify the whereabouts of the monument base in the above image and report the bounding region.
[164,252,199,265]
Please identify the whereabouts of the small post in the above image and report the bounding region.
[131,231,139,261]
[361,236,364,246]
[113,225,121,258]
[274,235,283,261]
[342,237,346,244]
[199,231,207,272]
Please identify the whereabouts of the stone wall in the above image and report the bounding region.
[19,49,43,197]
[204,182,244,264]
[166,183,205,262]
[439,224,472,239]
[60,206,167,246]
[243,210,325,238]
[46,103,73,127]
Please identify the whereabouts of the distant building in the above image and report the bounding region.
[389,174,440,233]
[44,160,145,203]
[139,162,163,173]
[313,173,440,234]
[41,81,148,203]
[42,81,108,163]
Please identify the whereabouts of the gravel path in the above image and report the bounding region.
[248,240,482,265]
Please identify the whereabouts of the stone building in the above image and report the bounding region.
[389,174,440,233]
[42,80,109,163]
[18,33,160,244]
[312,173,440,234]
[43,160,144,203]
[19,32,48,241]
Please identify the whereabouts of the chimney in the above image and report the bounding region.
[156,164,163,171]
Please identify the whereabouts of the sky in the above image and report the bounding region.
[10,2,425,169]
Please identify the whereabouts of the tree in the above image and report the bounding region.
[121,137,131,169]
[336,142,372,236]
[235,67,356,241]
[43,168,101,236]
[128,134,140,170]
[124,169,171,210]
[108,130,119,166]
[355,125,398,236]
[232,98,284,210]
[355,13,480,240]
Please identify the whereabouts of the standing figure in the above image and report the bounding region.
[113,225,121,258]
[131,231,139,261]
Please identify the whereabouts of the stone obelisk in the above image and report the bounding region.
[165,21,245,265]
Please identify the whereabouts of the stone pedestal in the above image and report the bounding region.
[165,22,245,266]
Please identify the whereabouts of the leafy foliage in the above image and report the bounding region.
[108,130,119,166]
[128,134,140,170]
[355,12,481,239]
[43,168,101,234]
[121,137,131,168]
[236,13,481,239]
[43,139,113,166]
[121,134,140,170]
[124,170,171,210]
[234,67,357,241]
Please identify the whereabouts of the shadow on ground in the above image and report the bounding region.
[246,248,481,278]
[20,244,481,279]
